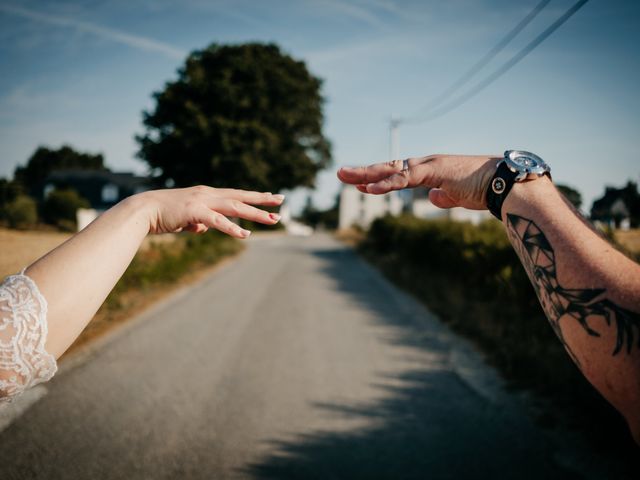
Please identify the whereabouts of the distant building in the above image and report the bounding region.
[43,170,152,230]
[591,184,638,230]
[338,185,403,229]
[409,188,492,224]
[338,185,492,229]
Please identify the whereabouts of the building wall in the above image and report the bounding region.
[339,185,403,229]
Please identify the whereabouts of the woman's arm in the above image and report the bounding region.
[338,155,640,443]
[24,186,284,359]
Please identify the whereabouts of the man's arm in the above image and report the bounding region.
[503,176,640,441]
[338,154,640,443]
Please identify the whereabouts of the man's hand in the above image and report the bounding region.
[337,154,499,210]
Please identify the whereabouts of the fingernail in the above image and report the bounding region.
[272,194,285,201]
[264,192,272,195]
[240,229,251,237]
[270,213,281,222]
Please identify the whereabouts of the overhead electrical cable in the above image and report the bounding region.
[404,0,590,125]
[405,0,551,122]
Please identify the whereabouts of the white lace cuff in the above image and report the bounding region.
[0,271,57,404]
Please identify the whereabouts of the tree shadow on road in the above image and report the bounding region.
[243,244,575,480]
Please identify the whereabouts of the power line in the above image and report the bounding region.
[405,0,590,125]
[405,0,551,123]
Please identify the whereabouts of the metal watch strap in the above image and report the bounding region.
[486,160,518,220]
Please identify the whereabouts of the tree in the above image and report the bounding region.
[42,188,90,230]
[298,194,339,230]
[4,195,38,229]
[137,43,331,192]
[14,145,107,198]
[556,184,582,210]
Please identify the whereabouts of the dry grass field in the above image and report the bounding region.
[0,228,71,278]
[615,229,640,254]
[0,228,179,279]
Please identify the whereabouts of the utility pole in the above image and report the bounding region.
[389,115,400,161]
[389,115,411,211]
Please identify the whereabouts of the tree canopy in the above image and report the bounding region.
[137,43,332,192]
[556,184,582,210]
[14,145,106,198]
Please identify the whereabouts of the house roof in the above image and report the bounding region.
[46,170,149,188]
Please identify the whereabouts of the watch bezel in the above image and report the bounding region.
[503,150,550,181]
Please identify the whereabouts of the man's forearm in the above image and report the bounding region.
[502,176,640,440]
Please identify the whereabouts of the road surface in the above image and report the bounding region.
[0,234,607,479]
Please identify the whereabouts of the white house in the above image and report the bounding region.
[410,188,492,224]
[339,186,492,229]
[338,185,403,229]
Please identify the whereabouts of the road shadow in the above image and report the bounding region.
[243,242,576,480]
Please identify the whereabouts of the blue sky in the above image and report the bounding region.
[0,0,638,213]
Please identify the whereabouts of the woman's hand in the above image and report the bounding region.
[137,186,285,238]
[337,154,499,210]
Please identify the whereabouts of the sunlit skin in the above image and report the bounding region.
[338,155,640,444]
[24,187,284,359]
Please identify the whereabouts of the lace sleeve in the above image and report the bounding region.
[0,271,57,404]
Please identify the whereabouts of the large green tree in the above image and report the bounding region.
[14,145,107,198]
[137,43,331,192]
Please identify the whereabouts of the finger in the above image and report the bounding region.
[198,208,251,239]
[338,160,407,185]
[204,187,285,206]
[356,184,368,193]
[366,159,441,194]
[428,188,459,209]
[366,169,416,194]
[208,198,281,225]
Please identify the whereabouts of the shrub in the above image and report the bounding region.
[4,195,38,229]
[42,188,89,229]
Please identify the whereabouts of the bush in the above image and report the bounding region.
[4,195,38,229]
[42,188,89,229]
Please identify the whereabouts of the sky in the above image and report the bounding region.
[0,0,638,213]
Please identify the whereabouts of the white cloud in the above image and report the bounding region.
[0,3,187,60]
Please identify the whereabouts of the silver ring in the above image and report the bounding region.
[402,159,410,171]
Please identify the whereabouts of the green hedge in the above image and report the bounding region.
[360,214,633,449]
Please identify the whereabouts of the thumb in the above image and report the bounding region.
[428,188,459,209]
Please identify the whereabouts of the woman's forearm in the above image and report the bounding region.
[25,195,150,358]
[502,176,640,440]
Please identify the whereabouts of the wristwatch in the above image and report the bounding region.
[486,150,551,220]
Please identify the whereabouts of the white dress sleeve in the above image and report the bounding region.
[0,271,57,404]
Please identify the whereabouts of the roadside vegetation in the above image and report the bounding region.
[358,214,639,456]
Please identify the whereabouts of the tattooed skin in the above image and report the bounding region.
[505,213,640,365]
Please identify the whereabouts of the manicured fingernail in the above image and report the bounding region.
[270,213,281,222]
[272,194,285,201]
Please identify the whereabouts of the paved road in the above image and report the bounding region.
[0,234,599,479]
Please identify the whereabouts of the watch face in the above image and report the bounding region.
[505,150,550,177]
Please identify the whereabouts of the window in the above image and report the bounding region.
[102,183,119,203]
[43,183,55,198]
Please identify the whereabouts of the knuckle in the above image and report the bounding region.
[228,200,242,215]
[388,160,403,170]
[210,213,223,226]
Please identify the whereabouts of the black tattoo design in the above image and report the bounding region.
[506,213,640,362]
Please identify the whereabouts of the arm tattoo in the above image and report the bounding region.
[505,213,640,364]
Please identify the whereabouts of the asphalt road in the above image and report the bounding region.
[0,234,602,479]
